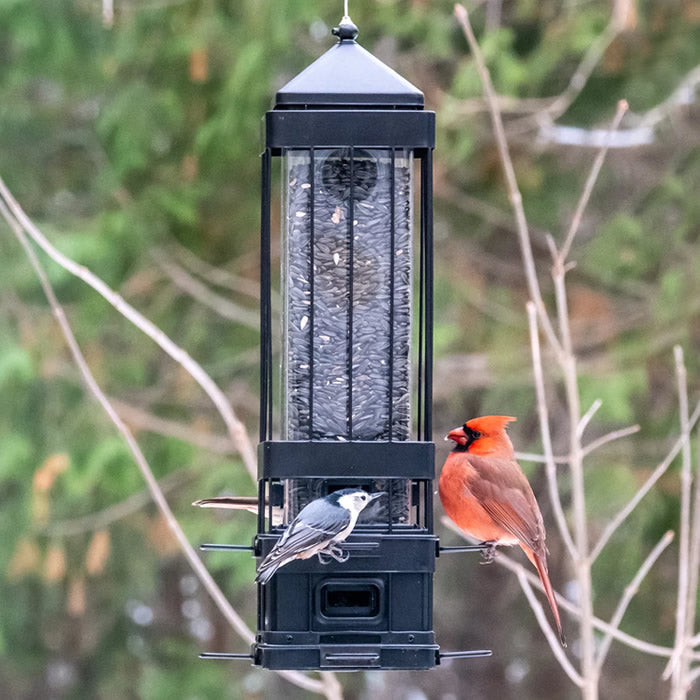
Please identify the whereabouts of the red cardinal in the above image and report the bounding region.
[439,415,566,646]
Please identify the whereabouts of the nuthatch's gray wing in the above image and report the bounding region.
[255,498,352,584]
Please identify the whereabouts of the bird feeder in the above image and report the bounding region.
[202,10,490,672]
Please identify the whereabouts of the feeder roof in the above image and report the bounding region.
[275,17,424,109]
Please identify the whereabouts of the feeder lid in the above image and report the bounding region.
[275,15,424,109]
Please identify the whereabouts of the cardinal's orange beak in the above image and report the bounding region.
[446,427,468,446]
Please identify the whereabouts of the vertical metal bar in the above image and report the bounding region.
[347,147,355,440]
[257,478,265,534]
[259,149,271,443]
[423,150,434,441]
[417,154,425,442]
[425,478,433,530]
[388,149,395,442]
[308,148,315,441]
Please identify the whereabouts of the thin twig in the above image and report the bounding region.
[1,201,330,697]
[558,100,628,262]
[111,398,237,455]
[0,176,257,482]
[516,451,569,465]
[577,399,603,440]
[527,302,577,559]
[441,517,700,661]
[665,347,693,694]
[154,253,261,329]
[683,430,700,668]
[581,425,641,457]
[168,240,264,302]
[543,16,623,122]
[590,401,700,564]
[596,530,675,671]
[43,469,193,537]
[551,253,597,698]
[516,569,584,686]
[454,4,563,360]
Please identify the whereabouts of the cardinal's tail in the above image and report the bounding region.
[526,548,566,647]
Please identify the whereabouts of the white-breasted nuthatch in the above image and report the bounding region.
[255,488,384,585]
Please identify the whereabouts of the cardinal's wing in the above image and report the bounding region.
[466,454,546,554]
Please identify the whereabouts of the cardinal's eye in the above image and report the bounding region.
[472,431,482,439]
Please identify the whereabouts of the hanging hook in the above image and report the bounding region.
[333,2,358,41]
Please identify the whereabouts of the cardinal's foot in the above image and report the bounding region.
[479,541,498,564]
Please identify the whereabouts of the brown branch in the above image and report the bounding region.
[590,401,700,564]
[0,176,257,482]
[111,398,237,455]
[168,240,264,302]
[0,197,334,698]
[454,4,563,360]
[596,530,675,671]
[665,347,693,694]
[43,468,192,537]
[527,302,577,559]
[153,253,261,329]
[581,425,641,457]
[558,100,628,262]
[440,517,699,661]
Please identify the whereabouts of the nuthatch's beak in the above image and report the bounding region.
[446,427,468,446]
[368,492,385,502]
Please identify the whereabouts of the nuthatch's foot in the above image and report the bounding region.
[328,545,350,562]
[317,551,332,565]
[317,545,350,564]
[479,541,498,564]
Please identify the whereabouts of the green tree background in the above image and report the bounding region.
[1,1,699,698]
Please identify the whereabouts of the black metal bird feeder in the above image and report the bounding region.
[204,10,490,672]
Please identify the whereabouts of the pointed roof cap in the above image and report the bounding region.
[275,15,424,109]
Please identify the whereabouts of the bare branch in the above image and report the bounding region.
[153,253,261,329]
[551,251,598,696]
[111,398,237,455]
[590,401,700,564]
[441,517,699,661]
[516,569,584,686]
[515,451,568,465]
[633,65,700,129]
[168,240,264,302]
[577,399,603,440]
[559,100,628,262]
[596,530,675,671]
[454,4,562,359]
[527,302,577,559]
[665,347,693,694]
[543,8,625,122]
[582,425,641,457]
[449,2,623,123]
[43,468,192,537]
[0,176,257,482]
[683,430,700,658]
[1,200,331,698]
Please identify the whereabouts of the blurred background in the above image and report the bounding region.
[1,0,699,698]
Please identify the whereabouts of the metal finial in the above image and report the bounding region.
[332,7,358,42]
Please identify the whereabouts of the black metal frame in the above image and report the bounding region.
[201,20,491,672]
